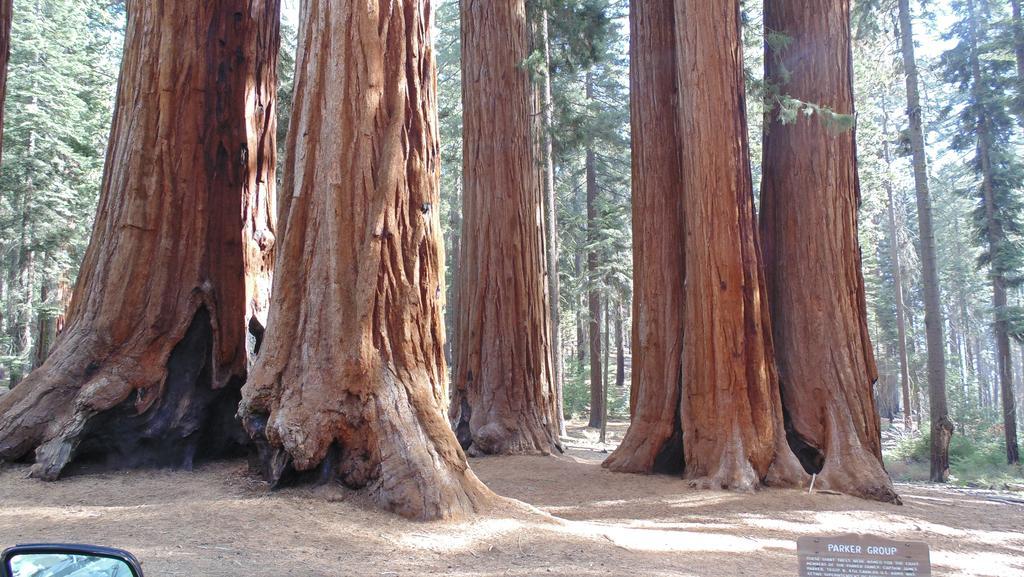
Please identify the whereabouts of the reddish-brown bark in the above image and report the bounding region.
[0,0,278,479]
[674,0,806,490]
[450,0,561,456]
[603,0,686,475]
[239,0,495,520]
[760,0,900,503]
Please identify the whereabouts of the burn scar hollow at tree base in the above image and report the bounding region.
[238,0,496,521]
[760,0,900,504]
[0,0,278,480]
[602,0,686,477]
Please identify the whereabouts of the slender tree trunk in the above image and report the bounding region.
[760,0,899,502]
[952,309,968,401]
[15,242,34,381]
[576,292,585,364]
[4,258,14,369]
[615,300,625,388]
[446,213,461,367]
[994,360,1002,414]
[974,331,986,408]
[9,115,37,387]
[968,0,1020,465]
[576,183,586,367]
[528,4,566,438]
[979,345,987,409]
[994,281,1019,463]
[1019,340,1024,429]
[964,299,976,393]
[32,269,56,370]
[948,318,959,369]
[585,70,604,430]
[604,0,686,475]
[674,0,807,491]
[881,105,913,431]
[1,267,8,346]
[879,361,899,421]
[0,0,11,166]
[576,289,585,365]
[600,294,610,443]
[588,286,602,428]
[450,0,561,456]
[1016,338,1024,406]
[240,0,495,520]
[898,0,953,481]
[0,0,279,479]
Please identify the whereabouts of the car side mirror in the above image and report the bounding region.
[2,544,143,577]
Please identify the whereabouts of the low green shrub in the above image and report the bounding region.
[561,357,629,422]
[884,424,1023,487]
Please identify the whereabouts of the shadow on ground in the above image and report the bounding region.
[1,427,1021,577]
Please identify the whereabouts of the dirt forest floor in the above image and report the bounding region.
[1,422,1022,577]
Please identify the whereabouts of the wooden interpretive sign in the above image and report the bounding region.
[797,535,931,577]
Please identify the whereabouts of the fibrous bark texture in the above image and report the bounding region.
[0,0,278,479]
[760,0,900,503]
[239,0,494,521]
[603,0,686,475]
[674,0,806,491]
[450,0,561,456]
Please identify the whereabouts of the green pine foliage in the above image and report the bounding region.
[546,0,632,420]
[942,0,1024,279]
[433,0,462,367]
[0,0,122,385]
[852,0,1022,481]
[275,14,296,190]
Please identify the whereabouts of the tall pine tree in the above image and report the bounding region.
[943,0,1022,465]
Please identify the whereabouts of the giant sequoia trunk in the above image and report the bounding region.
[239,0,494,521]
[603,0,686,475]
[0,0,278,479]
[0,0,11,165]
[450,0,561,456]
[760,0,900,503]
[898,0,953,482]
[674,0,806,491]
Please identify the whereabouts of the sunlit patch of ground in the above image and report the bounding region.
[1,432,1022,576]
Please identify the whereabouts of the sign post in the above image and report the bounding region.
[797,535,931,577]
